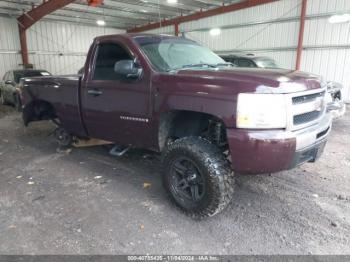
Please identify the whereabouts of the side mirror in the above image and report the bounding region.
[5,80,15,86]
[114,60,142,79]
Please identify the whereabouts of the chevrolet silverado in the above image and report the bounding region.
[19,34,332,218]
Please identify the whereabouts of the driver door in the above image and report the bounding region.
[3,71,14,101]
[81,41,153,148]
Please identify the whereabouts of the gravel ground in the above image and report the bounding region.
[0,105,349,255]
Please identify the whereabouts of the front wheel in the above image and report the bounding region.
[162,137,235,219]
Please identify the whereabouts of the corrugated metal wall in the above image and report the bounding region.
[147,0,350,101]
[0,16,124,77]
[0,17,22,78]
[182,0,301,70]
[302,0,350,100]
[27,21,124,75]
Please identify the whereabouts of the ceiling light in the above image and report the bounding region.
[96,20,106,26]
[209,28,221,36]
[328,14,350,24]
[167,0,178,4]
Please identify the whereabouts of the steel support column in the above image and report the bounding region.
[17,0,75,67]
[296,0,308,70]
[174,22,179,36]
[18,26,29,66]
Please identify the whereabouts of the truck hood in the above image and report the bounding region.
[173,67,324,94]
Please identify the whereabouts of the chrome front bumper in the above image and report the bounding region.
[294,113,332,151]
[288,113,332,168]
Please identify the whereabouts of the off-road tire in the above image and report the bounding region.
[162,137,235,219]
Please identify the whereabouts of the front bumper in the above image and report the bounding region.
[227,114,332,174]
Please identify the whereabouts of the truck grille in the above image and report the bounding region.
[292,91,325,105]
[293,111,322,125]
[290,89,326,130]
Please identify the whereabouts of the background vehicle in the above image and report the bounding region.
[326,81,346,119]
[19,34,332,219]
[220,53,346,119]
[0,69,51,111]
[219,53,279,69]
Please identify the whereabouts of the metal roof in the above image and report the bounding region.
[0,0,244,29]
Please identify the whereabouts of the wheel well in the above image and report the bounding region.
[23,100,57,126]
[158,110,227,152]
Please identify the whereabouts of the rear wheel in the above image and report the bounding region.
[54,127,73,147]
[163,137,235,219]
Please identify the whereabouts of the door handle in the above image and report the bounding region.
[87,89,103,97]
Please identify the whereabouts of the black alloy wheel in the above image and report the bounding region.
[170,157,206,204]
[163,137,235,219]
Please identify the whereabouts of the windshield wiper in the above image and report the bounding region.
[216,62,235,67]
[167,62,235,72]
[167,63,218,72]
[182,63,217,69]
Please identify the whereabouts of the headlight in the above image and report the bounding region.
[236,93,287,129]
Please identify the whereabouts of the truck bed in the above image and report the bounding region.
[21,75,87,137]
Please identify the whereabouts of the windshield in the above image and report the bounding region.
[255,58,279,69]
[134,36,225,72]
[14,71,51,83]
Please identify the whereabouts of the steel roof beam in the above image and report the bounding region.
[3,0,151,23]
[46,13,133,27]
[17,0,76,30]
[128,0,278,33]
[107,0,199,12]
[17,0,75,66]
[73,2,177,20]
[52,8,146,25]
[102,0,181,16]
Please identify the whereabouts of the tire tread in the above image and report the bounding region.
[162,136,235,219]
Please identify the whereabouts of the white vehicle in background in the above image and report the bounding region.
[326,81,347,119]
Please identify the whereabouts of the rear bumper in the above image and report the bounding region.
[227,114,332,174]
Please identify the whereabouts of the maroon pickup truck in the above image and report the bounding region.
[19,34,332,218]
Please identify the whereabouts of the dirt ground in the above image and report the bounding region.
[0,105,349,255]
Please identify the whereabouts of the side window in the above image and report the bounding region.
[93,43,132,80]
[9,72,14,82]
[3,72,9,81]
[224,57,234,64]
[14,72,21,83]
[232,59,239,66]
[237,59,255,68]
